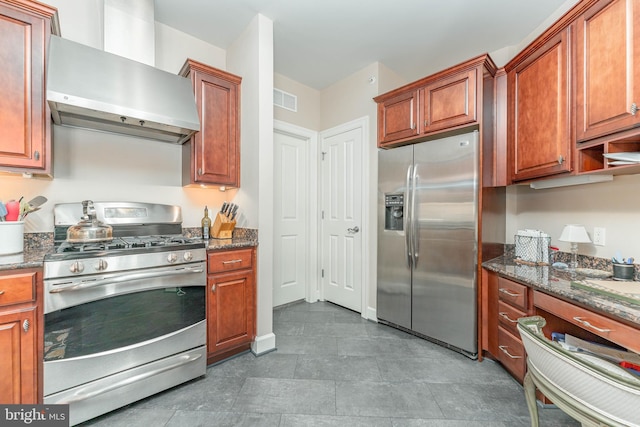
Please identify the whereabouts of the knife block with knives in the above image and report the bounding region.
[212,202,238,239]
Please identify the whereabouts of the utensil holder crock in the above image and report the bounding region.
[0,221,24,255]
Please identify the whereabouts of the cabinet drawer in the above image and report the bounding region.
[498,300,527,336]
[497,326,526,381]
[208,248,253,274]
[534,290,640,354]
[497,277,528,311]
[0,272,35,306]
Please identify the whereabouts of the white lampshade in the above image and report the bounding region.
[558,224,591,243]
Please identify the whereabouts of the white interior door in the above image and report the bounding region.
[273,125,314,307]
[321,125,363,312]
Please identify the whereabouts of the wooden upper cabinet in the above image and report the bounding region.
[421,67,476,134]
[180,59,241,187]
[374,55,495,148]
[576,0,640,141]
[507,27,573,182]
[376,90,419,146]
[0,0,59,175]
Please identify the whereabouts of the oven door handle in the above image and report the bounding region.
[48,266,205,293]
[55,352,204,405]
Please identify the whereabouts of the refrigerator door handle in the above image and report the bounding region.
[411,164,419,267]
[405,164,413,268]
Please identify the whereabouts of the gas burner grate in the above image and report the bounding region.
[57,239,128,253]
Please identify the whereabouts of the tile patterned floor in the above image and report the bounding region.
[82,301,580,426]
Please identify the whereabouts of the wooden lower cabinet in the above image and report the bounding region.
[206,248,256,364]
[495,276,532,383]
[484,267,640,388]
[497,326,526,380]
[534,290,640,354]
[483,269,533,383]
[0,269,40,404]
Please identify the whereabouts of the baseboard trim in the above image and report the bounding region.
[366,306,377,322]
[251,332,276,356]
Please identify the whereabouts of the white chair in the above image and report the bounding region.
[517,316,640,427]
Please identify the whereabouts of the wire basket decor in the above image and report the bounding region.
[515,231,551,265]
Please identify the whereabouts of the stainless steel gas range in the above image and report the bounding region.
[43,202,206,426]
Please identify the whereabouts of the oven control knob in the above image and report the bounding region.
[183,251,193,262]
[167,253,178,263]
[95,259,109,271]
[69,261,84,274]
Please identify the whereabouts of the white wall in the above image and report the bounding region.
[227,14,275,354]
[273,73,321,131]
[506,175,640,260]
[155,22,226,73]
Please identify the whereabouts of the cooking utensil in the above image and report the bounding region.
[26,195,47,209]
[4,200,20,221]
[66,200,113,243]
[19,206,41,221]
[228,203,236,218]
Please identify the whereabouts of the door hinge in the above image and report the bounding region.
[322,151,327,160]
[321,211,324,219]
[321,269,324,278]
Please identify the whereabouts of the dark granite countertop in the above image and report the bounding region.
[483,255,640,327]
[0,243,55,271]
[0,229,259,272]
[206,236,258,251]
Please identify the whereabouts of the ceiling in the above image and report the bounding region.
[154,0,577,90]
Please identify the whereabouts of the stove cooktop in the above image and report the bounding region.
[45,235,206,264]
[55,235,201,253]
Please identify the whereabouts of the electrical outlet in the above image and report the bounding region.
[593,227,606,246]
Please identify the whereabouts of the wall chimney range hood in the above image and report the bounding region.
[46,35,200,144]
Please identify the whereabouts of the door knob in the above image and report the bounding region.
[347,226,360,234]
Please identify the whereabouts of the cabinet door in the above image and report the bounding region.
[377,90,419,146]
[182,60,241,187]
[422,68,477,134]
[497,326,526,381]
[207,269,255,356]
[508,28,572,182]
[576,0,640,141]
[0,307,37,403]
[0,2,54,173]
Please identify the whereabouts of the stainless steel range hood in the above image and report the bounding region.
[47,35,200,144]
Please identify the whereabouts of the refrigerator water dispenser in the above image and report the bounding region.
[384,193,404,231]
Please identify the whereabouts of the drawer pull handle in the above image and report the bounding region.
[498,345,522,359]
[211,284,216,293]
[23,319,30,333]
[499,312,518,323]
[499,288,520,298]
[0,290,4,295]
[222,259,243,265]
[572,317,612,333]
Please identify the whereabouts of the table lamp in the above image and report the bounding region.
[558,224,591,269]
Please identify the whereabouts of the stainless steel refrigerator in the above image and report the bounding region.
[377,130,478,358]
